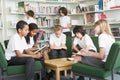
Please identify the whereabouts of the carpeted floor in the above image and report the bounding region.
[6,73,120,80]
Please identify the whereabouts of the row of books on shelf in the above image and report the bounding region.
[18,1,61,14]
[71,4,101,14]
[46,0,79,2]
[36,17,59,27]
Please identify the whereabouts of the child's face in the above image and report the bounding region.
[30,29,38,37]
[94,25,101,35]
[59,10,64,16]
[19,25,29,37]
[55,30,61,38]
[75,32,83,39]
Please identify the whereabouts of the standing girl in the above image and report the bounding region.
[58,7,71,36]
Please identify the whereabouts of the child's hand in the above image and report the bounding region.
[33,53,42,59]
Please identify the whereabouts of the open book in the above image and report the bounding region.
[33,45,49,54]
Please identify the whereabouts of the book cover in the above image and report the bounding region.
[18,1,25,13]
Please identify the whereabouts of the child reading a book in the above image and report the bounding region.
[25,23,50,60]
[5,20,42,80]
[49,25,67,59]
[25,10,36,24]
[70,19,115,80]
[58,7,71,36]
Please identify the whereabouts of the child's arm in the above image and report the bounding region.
[72,44,80,52]
[15,50,42,59]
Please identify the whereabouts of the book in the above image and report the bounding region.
[18,1,25,13]
[33,45,49,54]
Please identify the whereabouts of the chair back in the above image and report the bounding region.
[91,36,99,52]
[105,41,120,71]
[4,40,9,49]
[0,43,8,68]
[66,36,73,57]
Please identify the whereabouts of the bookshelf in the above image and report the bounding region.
[0,0,4,42]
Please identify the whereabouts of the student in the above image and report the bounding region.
[5,20,42,80]
[25,10,36,24]
[72,25,97,53]
[70,19,115,80]
[25,23,49,60]
[49,25,67,59]
[58,7,71,36]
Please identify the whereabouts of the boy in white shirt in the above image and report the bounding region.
[5,20,42,80]
[49,25,67,59]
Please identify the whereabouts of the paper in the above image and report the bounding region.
[34,45,48,54]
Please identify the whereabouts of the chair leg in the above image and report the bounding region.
[0,69,2,80]
[39,71,41,80]
[111,73,114,80]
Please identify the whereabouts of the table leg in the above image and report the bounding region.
[56,68,60,80]
[64,69,67,76]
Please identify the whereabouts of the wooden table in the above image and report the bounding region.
[45,58,73,80]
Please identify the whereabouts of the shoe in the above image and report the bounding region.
[77,76,84,80]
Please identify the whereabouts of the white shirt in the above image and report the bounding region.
[5,33,28,60]
[25,17,36,24]
[59,16,70,32]
[27,36,34,48]
[50,33,66,47]
[99,32,115,62]
[73,34,97,51]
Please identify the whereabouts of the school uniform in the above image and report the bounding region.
[73,34,97,52]
[59,16,71,36]
[25,17,36,24]
[81,33,115,67]
[27,36,34,48]
[26,36,47,80]
[49,33,66,59]
[5,33,35,80]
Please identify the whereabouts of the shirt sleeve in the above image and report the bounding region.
[84,35,93,45]
[73,37,78,46]
[67,17,70,24]
[49,34,54,45]
[99,34,106,48]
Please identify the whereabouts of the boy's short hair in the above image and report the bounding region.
[16,20,28,32]
[58,7,68,16]
[73,26,86,36]
[54,25,62,32]
[26,10,34,17]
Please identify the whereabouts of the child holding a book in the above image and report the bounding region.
[25,23,50,60]
[49,25,67,59]
[5,20,42,80]
[70,19,115,80]
[58,7,71,36]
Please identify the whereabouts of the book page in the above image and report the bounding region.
[34,45,48,54]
